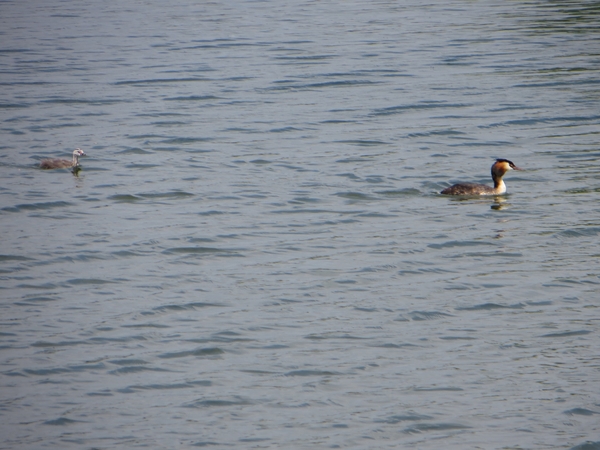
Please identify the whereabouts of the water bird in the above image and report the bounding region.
[440,158,522,195]
[40,148,86,170]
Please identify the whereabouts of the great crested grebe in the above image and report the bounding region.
[440,158,522,195]
[40,148,86,170]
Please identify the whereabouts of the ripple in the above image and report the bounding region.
[126,380,212,390]
[165,95,220,101]
[406,311,454,321]
[284,370,342,377]
[147,302,223,314]
[43,417,86,426]
[2,201,72,212]
[403,422,471,434]
[335,191,376,201]
[0,254,35,262]
[183,397,253,408]
[455,303,525,311]
[110,366,172,375]
[564,408,599,416]
[114,77,208,85]
[376,188,421,197]
[375,413,434,424]
[157,347,224,359]
[67,278,116,285]
[540,330,592,338]
[162,247,239,255]
[108,194,143,203]
[371,101,472,116]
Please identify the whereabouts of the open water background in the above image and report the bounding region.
[1,1,599,448]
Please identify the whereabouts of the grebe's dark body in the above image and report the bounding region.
[40,148,86,170]
[441,159,522,196]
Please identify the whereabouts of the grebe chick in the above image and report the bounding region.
[441,158,522,196]
[40,148,86,170]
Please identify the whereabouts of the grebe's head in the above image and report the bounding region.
[492,158,522,176]
[73,148,86,157]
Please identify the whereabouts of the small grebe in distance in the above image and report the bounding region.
[440,158,522,196]
[40,148,86,170]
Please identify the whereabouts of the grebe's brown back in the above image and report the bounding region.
[40,148,86,170]
[441,159,522,196]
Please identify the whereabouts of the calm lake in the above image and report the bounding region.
[1,1,599,448]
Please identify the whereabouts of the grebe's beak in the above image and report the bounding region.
[512,164,523,171]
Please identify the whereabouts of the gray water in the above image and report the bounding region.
[1,1,599,448]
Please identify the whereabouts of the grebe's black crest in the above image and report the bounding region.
[495,158,519,169]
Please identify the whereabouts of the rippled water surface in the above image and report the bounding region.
[1,1,600,448]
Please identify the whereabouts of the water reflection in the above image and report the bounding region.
[444,195,510,210]
[491,196,508,210]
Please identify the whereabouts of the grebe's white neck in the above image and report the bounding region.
[493,179,506,194]
[72,148,85,166]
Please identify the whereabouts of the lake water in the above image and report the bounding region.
[1,1,599,448]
